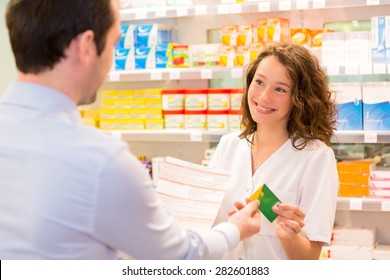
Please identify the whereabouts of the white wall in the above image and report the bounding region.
[0,0,17,96]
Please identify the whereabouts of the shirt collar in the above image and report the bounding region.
[1,81,83,124]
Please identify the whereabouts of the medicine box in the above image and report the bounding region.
[362,83,390,131]
[330,83,363,130]
[371,16,386,63]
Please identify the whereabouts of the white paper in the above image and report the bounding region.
[156,157,230,230]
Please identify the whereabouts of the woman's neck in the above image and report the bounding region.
[253,127,289,148]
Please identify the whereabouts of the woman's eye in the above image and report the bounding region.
[275,88,287,94]
[255,79,263,86]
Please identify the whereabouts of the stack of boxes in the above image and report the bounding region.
[331,82,390,131]
[291,28,330,63]
[362,83,390,131]
[369,170,390,198]
[337,160,375,198]
[184,88,208,130]
[321,16,390,66]
[219,18,290,68]
[322,31,371,66]
[321,226,376,260]
[322,227,390,260]
[371,16,390,64]
[337,160,390,199]
[99,89,163,130]
[114,23,174,70]
[331,83,363,131]
[161,88,243,131]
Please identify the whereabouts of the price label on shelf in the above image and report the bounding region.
[155,8,167,18]
[258,2,271,12]
[169,69,181,80]
[201,69,212,79]
[381,201,390,211]
[135,10,147,19]
[150,70,163,80]
[367,0,380,5]
[190,131,203,142]
[217,5,230,14]
[373,64,387,74]
[231,68,243,78]
[176,7,188,17]
[312,0,326,8]
[195,5,207,16]
[230,4,242,14]
[364,132,378,143]
[349,199,363,210]
[296,0,309,9]
[278,0,291,11]
[108,72,120,82]
[345,65,359,75]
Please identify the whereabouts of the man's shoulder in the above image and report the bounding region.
[66,125,128,159]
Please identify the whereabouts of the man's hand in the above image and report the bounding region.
[227,199,261,240]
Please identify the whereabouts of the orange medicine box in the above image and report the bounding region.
[265,18,290,42]
[338,183,370,197]
[221,25,237,46]
[172,45,189,68]
[337,160,376,174]
[310,29,332,47]
[236,25,253,46]
[339,173,370,185]
[291,28,311,48]
[254,19,267,43]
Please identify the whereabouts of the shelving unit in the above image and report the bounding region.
[107,65,390,82]
[106,67,244,82]
[119,0,390,21]
[105,129,390,144]
[337,197,390,211]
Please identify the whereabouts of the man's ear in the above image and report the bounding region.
[71,30,96,65]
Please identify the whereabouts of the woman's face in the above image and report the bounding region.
[247,55,294,131]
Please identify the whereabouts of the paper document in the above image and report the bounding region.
[155,156,229,231]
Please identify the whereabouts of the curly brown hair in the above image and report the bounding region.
[239,42,337,149]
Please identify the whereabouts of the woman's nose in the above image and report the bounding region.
[258,87,273,103]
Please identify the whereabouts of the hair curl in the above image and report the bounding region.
[240,42,337,149]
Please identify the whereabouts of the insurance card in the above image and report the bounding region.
[250,184,281,223]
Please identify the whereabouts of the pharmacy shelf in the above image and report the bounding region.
[326,65,390,83]
[107,65,390,82]
[119,0,390,21]
[105,130,226,142]
[104,130,390,143]
[337,197,390,212]
[106,68,244,82]
[332,131,390,144]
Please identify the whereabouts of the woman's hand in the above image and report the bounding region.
[272,203,305,240]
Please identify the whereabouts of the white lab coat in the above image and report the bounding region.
[209,131,339,259]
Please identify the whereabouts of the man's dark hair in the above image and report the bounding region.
[6,0,115,74]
